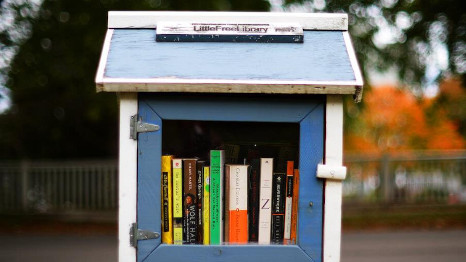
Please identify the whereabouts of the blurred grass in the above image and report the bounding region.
[343,204,466,231]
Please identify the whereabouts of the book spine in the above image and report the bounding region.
[196,161,205,243]
[284,161,294,240]
[210,150,224,245]
[271,173,286,244]
[224,165,230,243]
[172,159,183,245]
[203,166,210,245]
[228,165,249,244]
[161,155,173,244]
[248,159,260,242]
[258,158,273,245]
[290,169,299,244]
[183,159,198,244]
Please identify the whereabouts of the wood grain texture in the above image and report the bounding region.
[118,93,137,262]
[105,30,355,82]
[141,93,320,123]
[323,96,344,262]
[108,11,348,30]
[145,244,313,262]
[298,103,324,261]
[137,99,163,261]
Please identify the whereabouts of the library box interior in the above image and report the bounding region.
[96,11,363,262]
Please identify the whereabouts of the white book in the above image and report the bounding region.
[258,158,273,245]
[226,164,249,243]
[284,189,293,239]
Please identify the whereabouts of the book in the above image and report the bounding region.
[290,169,299,244]
[210,150,224,245]
[203,166,210,245]
[271,173,286,244]
[248,159,260,242]
[196,161,205,243]
[172,159,183,245]
[226,164,249,244]
[258,158,273,245]
[161,155,173,244]
[183,159,198,244]
[284,161,294,241]
[224,165,230,244]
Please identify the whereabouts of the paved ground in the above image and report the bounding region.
[342,230,466,262]
[0,230,465,261]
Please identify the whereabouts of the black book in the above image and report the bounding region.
[183,159,198,244]
[248,159,261,242]
[196,161,205,244]
[271,173,286,244]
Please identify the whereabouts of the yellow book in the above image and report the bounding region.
[161,155,173,244]
[203,166,210,245]
[172,159,183,245]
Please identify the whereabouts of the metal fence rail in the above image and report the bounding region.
[1,151,465,213]
[0,160,118,213]
[343,151,466,204]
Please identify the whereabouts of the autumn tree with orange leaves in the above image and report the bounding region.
[345,78,465,153]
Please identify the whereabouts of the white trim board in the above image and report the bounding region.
[323,95,344,262]
[108,11,348,31]
[95,29,113,84]
[343,32,364,102]
[118,93,138,262]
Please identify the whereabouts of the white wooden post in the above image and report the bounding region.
[118,93,138,262]
[323,95,344,262]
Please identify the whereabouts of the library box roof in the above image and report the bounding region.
[96,12,363,102]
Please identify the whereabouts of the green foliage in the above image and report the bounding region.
[0,0,464,159]
[281,0,465,89]
[0,0,270,159]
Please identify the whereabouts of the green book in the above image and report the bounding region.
[210,150,224,245]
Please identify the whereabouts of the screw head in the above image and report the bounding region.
[309,201,314,207]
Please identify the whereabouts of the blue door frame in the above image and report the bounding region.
[137,93,324,262]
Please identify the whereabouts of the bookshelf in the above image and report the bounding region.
[138,93,323,261]
[96,11,363,262]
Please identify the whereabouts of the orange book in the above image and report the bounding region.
[226,164,249,244]
[290,169,299,244]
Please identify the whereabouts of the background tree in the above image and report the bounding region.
[0,0,464,159]
[279,0,465,90]
[345,84,465,153]
[0,0,270,159]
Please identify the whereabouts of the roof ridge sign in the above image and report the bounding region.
[155,22,304,43]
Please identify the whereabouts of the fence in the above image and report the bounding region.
[1,151,465,213]
[344,150,466,205]
[0,160,118,213]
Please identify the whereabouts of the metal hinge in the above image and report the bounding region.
[130,114,160,140]
[130,223,160,248]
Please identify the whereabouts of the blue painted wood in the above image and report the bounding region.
[146,244,312,262]
[137,93,325,261]
[106,29,355,82]
[298,104,324,261]
[137,99,163,262]
[142,93,319,123]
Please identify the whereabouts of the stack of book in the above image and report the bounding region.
[161,150,300,245]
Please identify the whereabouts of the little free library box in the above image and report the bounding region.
[95,11,363,262]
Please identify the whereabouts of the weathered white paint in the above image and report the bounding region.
[97,78,359,97]
[316,164,347,180]
[343,32,364,102]
[323,95,344,262]
[118,93,137,262]
[95,29,113,84]
[108,11,348,31]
